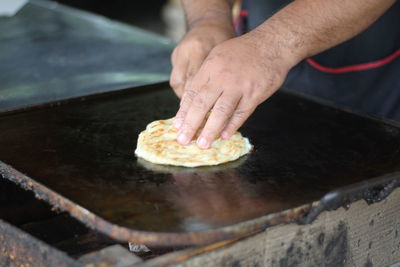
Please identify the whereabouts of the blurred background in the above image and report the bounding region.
[51,0,187,41]
[0,0,242,112]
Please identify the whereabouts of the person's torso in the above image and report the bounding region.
[243,0,400,120]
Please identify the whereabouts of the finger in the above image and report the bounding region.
[174,65,208,129]
[173,53,209,128]
[196,92,241,149]
[185,52,207,82]
[177,85,222,145]
[170,46,209,99]
[221,98,256,139]
[173,84,198,129]
[170,76,184,98]
[170,66,187,98]
[169,53,189,98]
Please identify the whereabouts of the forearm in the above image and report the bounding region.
[181,0,235,29]
[251,0,396,67]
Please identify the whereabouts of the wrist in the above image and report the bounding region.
[187,18,236,42]
[183,0,234,32]
[189,16,234,34]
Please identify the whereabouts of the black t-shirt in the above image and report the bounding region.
[243,0,400,120]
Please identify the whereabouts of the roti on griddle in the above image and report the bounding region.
[135,118,252,167]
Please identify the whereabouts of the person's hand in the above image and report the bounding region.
[169,21,235,98]
[174,31,298,149]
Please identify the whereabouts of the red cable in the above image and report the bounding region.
[306,48,400,74]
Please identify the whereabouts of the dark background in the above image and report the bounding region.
[52,0,167,34]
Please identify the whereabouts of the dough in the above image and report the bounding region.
[135,118,252,167]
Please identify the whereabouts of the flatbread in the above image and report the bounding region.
[135,118,252,167]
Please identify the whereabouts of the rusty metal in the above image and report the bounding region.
[301,172,400,224]
[1,82,400,246]
[78,245,142,266]
[0,219,79,267]
[0,160,312,246]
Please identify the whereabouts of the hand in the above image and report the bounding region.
[174,31,296,149]
[169,21,235,98]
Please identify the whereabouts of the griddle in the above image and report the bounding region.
[0,0,173,113]
[1,83,400,246]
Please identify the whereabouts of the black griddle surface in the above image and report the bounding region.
[1,84,400,233]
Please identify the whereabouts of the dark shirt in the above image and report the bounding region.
[244,0,400,121]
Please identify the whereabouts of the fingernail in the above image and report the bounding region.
[221,131,230,139]
[174,118,183,129]
[197,137,209,149]
[177,133,189,145]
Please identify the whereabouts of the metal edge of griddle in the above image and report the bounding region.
[2,160,400,248]
[0,160,313,247]
[0,81,171,117]
[0,218,80,267]
[299,171,400,224]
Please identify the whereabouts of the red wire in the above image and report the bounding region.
[306,48,400,74]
